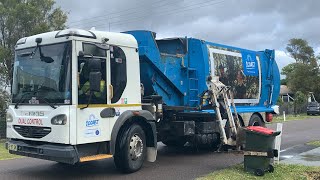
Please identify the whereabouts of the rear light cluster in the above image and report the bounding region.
[266,113,273,122]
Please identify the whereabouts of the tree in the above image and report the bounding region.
[286,38,317,64]
[280,79,287,85]
[293,91,307,115]
[0,0,67,120]
[282,38,320,103]
[0,0,67,89]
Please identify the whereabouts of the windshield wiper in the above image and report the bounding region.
[14,91,36,109]
[14,90,57,109]
[39,97,57,109]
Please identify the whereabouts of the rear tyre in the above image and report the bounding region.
[248,114,265,127]
[114,124,146,173]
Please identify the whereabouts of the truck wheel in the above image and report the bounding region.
[248,114,265,127]
[114,124,146,173]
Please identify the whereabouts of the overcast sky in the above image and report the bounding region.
[55,0,320,75]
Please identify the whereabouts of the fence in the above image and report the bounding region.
[278,102,307,115]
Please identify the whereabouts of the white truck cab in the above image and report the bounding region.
[6,29,157,173]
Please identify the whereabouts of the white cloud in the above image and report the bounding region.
[55,0,320,75]
[275,50,295,78]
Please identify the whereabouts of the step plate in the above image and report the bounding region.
[80,154,113,162]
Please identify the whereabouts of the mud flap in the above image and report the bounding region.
[146,147,157,162]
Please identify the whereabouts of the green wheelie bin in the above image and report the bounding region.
[243,126,281,176]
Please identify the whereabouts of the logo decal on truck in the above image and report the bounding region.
[84,128,101,137]
[241,52,258,76]
[121,98,128,104]
[115,108,121,116]
[86,114,99,127]
[84,114,101,138]
[18,118,43,126]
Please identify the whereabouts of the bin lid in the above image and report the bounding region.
[246,126,274,135]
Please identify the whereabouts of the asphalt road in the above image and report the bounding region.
[0,117,319,180]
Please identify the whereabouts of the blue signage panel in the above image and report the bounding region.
[241,51,258,76]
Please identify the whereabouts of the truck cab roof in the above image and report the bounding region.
[16,28,138,50]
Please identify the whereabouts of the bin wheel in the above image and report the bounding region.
[254,169,265,176]
[268,164,274,173]
[249,114,265,127]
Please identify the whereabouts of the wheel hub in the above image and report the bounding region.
[129,134,143,160]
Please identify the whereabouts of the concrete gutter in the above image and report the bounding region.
[282,147,320,166]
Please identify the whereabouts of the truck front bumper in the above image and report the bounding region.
[6,139,79,164]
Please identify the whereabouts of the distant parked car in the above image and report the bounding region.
[307,102,320,115]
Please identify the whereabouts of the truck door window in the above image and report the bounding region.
[83,43,106,57]
[78,43,107,104]
[110,46,127,103]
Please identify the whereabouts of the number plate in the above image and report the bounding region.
[8,143,17,151]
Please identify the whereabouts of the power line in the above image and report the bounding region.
[70,0,206,29]
[70,0,181,28]
[68,0,177,26]
[80,0,225,30]
[82,0,224,30]
[111,0,225,26]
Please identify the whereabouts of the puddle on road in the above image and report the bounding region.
[301,154,320,161]
[281,155,294,159]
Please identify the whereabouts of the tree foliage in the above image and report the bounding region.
[282,38,320,101]
[286,38,317,64]
[0,0,67,118]
[293,91,307,115]
[0,0,67,88]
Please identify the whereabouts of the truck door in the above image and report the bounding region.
[75,41,112,144]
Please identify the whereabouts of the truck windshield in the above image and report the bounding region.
[12,42,72,105]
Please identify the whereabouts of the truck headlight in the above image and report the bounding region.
[51,114,67,125]
[6,113,13,122]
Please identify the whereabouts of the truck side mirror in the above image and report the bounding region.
[89,72,101,92]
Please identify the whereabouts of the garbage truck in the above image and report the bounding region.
[6,29,280,173]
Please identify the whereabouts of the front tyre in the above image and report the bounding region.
[114,124,146,173]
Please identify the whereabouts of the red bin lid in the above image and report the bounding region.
[246,126,274,135]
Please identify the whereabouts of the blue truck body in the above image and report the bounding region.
[125,30,280,115]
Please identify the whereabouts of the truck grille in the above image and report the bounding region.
[13,125,51,139]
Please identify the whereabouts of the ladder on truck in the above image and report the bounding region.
[207,77,241,146]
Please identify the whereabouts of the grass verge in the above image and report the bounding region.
[271,113,316,123]
[307,140,320,147]
[0,139,21,160]
[198,164,320,180]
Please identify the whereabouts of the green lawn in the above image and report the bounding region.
[271,113,317,123]
[307,140,320,147]
[198,164,320,180]
[0,140,21,160]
